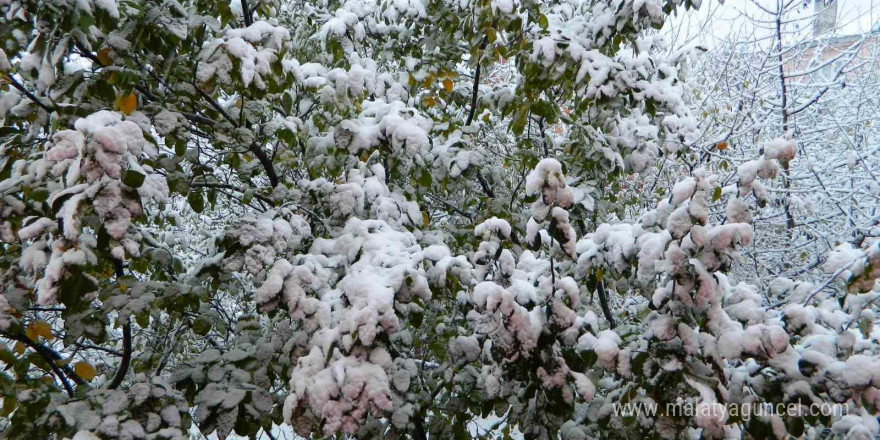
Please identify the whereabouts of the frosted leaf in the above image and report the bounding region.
[160,405,181,427]
[0,295,11,331]
[222,388,247,409]
[474,217,512,239]
[764,137,797,163]
[130,382,152,406]
[152,110,187,136]
[670,177,695,205]
[526,158,565,197]
[449,335,481,362]
[93,0,119,18]
[391,369,411,392]
[251,389,274,413]
[215,405,239,440]
[119,420,145,440]
[70,432,100,440]
[102,390,129,415]
[391,403,413,429]
[843,355,877,388]
[0,49,10,72]
[195,349,222,364]
[222,348,250,362]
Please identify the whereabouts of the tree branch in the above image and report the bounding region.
[5,74,54,113]
[240,0,253,27]
[3,330,87,395]
[195,85,238,127]
[249,144,280,187]
[426,193,473,220]
[194,85,279,187]
[596,278,616,329]
[465,63,481,126]
[190,182,273,204]
[106,318,132,389]
[260,427,277,440]
[74,341,122,357]
[475,172,495,198]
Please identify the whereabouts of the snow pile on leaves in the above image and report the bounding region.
[7,111,167,305]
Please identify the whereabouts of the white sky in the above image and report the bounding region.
[664,0,880,49]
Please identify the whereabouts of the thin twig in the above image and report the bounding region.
[5,74,53,113]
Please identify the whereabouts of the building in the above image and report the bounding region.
[784,0,880,84]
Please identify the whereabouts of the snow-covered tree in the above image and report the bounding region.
[2,0,880,439]
[675,0,880,286]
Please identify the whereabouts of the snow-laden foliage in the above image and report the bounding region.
[2,0,880,439]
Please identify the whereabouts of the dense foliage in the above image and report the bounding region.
[1,0,880,439]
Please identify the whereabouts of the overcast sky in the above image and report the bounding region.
[664,0,880,49]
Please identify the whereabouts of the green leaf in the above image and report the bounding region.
[859,317,872,338]
[417,168,432,186]
[0,126,20,137]
[1,396,16,417]
[484,27,497,43]
[174,136,188,156]
[74,361,96,381]
[282,92,294,114]
[712,186,722,202]
[510,104,529,135]
[538,14,549,30]
[135,310,150,328]
[581,350,598,368]
[188,192,205,213]
[193,316,212,336]
[122,169,146,188]
[785,416,805,437]
[59,271,99,310]
[645,99,657,116]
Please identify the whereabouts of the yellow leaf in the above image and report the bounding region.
[715,141,728,151]
[442,79,453,93]
[115,93,137,116]
[74,361,96,381]
[422,211,430,228]
[423,73,434,88]
[25,323,37,341]
[484,27,497,43]
[35,320,52,340]
[26,320,52,341]
[1,394,17,416]
[97,48,113,66]
[13,341,25,355]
